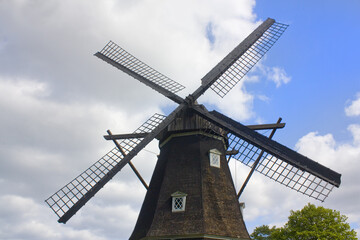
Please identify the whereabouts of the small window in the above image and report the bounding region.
[209,149,221,168]
[171,191,187,212]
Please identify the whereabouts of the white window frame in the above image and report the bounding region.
[171,191,187,212]
[209,149,221,168]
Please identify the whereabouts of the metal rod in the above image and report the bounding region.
[107,130,149,190]
[237,118,282,199]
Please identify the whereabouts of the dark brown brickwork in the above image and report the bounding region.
[130,132,250,239]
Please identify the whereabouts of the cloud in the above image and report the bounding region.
[201,77,256,121]
[0,195,107,240]
[295,126,360,235]
[0,76,159,238]
[266,66,291,87]
[0,76,160,204]
[345,93,360,117]
[253,63,291,88]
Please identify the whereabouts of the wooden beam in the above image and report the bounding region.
[226,150,239,156]
[104,132,148,140]
[246,122,285,130]
[107,130,149,190]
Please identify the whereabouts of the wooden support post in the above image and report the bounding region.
[237,118,282,199]
[246,122,285,130]
[107,130,149,190]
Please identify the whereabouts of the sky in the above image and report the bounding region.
[0,0,360,239]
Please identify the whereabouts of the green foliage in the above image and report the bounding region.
[250,225,276,240]
[250,225,286,240]
[251,203,357,240]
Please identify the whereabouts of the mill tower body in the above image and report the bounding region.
[130,108,250,239]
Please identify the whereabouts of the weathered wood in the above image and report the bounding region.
[104,132,148,140]
[95,52,185,104]
[107,130,149,190]
[225,150,239,155]
[191,18,275,100]
[246,122,285,130]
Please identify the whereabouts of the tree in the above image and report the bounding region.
[250,225,277,240]
[251,203,357,240]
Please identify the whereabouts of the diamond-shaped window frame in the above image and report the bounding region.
[171,191,187,212]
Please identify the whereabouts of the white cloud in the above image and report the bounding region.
[0,76,161,238]
[0,195,107,240]
[266,66,291,87]
[201,78,256,121]
[294,127,360,237]
[253,63,291,88]
[348,124,360,145]
[345,93,360,117]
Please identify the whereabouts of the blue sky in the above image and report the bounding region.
[248,0,360,231]
[0,1,359,239]
[251,0,360,146]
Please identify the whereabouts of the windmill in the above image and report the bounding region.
[46,18,341,240]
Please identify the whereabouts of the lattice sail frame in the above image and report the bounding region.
[98,41,185,94]
[45,113,166,219]
[196,112,336,202]
[227,133,334,202]
[210,22,288,98]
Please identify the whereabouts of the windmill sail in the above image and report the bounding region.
[193,18,288,99]
[228,131,336,201]
[95,41,184,104]
[45,113,166,223]
[192,107,341,201]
